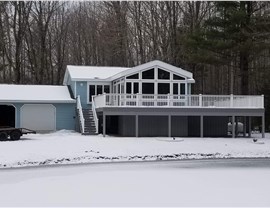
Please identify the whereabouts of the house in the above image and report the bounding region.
[0,60,265,138]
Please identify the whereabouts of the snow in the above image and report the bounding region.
[0,160,269,206]
[66,65,130,81]
[0,130,269,168]
[0,84,75,103]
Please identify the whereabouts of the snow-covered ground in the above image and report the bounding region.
[0,159,270,206]
[0,130,269,168]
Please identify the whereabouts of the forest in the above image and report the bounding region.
[0,1,270,129]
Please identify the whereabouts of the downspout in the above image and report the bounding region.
[75,81,77,98]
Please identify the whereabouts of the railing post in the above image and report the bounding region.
[199,94,202,107]
[136,93,139,106]
[230,94,233,108]
[103,93,106,106]
[261,94,264,108]
[167,94,170,106]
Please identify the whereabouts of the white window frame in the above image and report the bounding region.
[87,82,111,104]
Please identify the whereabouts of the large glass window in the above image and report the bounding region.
[180,83,186,95]
[158,83,170,94]
[173,74,185,80]
[158,68,170,80]
[173,83,178,95]
[142,83,154,94]
[142,68,154,79]
[134,83,139,94]
[126,83,131,94]
[126,73,139,79]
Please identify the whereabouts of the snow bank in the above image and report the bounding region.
[0,130,269,168]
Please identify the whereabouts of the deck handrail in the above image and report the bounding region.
[76,95,85,134]
[93,94,264,109]
[91,95,99,134]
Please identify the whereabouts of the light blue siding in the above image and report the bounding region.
[76,81,89,108]
[69,81,76,97]
[54,103,76,130]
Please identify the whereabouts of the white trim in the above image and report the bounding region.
[20,104,56,131]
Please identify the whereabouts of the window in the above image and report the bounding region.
[142,83,154,94]
[126,83,131,94]
[134,83,139,94]
[104,85,110,93]
[89,84,110,102]
[89,85,95,102]
[158,68,170,80]
[173,83,178,95]
[97,85,102,95]
[173,74,185,80]
[180,83,186,95]
[142,68,154,79]
[126,73,139,79]
[158,83,170,94]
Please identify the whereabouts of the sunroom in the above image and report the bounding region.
[91,61,195,107]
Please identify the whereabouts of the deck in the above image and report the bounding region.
[88,94,265,138]
[93,94,264,109]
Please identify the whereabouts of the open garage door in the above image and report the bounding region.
[0,105,15,127]
[21,104,56,132]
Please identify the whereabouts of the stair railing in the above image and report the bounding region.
[92,95,99,133]
[76,95,85,134]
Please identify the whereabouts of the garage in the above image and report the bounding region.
[21,104,56,132]
[0,105,15,127]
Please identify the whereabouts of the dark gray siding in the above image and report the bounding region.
[204,116,228,137]
[138,116,168,137]
[171,116,188,137]
[188,116,200,137]
[118,116,136,137]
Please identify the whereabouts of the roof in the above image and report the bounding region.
[0,84,75,103]
[110,60,194,81]
[63,60,194,84]
[63,65,131,84]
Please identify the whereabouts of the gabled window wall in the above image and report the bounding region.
[112,66,190,96]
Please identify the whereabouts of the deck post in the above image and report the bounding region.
[168,115,171,137]
[243,116,247,137]
[262,115,265,138]
[232,115,235,138]
[235,117,238,137]
[103,113,106,137]
[248,116,251,137]
[200,115,204,138]
[135,114,139,137]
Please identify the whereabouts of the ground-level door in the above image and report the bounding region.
[20,104,56,132]
[0,105,15,127]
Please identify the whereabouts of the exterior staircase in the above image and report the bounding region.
[82,109,98,135]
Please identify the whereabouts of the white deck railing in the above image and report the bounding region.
[76,95,85,134]
[93,94,264,109]
[91,95,99,133]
